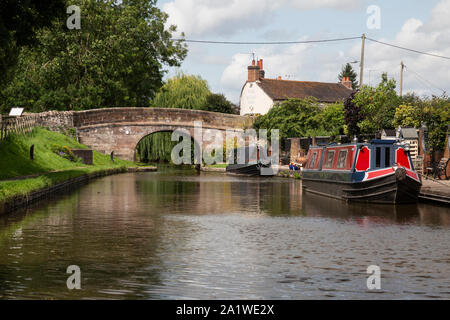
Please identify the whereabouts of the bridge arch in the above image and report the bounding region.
[134,128,201,163]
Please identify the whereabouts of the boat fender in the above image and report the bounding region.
[395,167,406,181]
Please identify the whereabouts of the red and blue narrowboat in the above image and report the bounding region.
[302,139,422,204]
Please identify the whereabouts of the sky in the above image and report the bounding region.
[157,0,450,104]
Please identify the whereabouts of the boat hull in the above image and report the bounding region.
[226,163,274,176]
[302,168,421,204]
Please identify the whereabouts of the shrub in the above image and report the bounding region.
[51,144,80,162]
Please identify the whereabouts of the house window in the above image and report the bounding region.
[376,147,381,168]
[337,150,348,168]
[309,152,317,168]
[324,150,335,168]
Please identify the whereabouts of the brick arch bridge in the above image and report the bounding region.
[41,108,253,161]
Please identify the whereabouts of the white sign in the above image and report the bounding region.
[9,108,24,116]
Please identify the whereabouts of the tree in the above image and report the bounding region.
[254,98,325,140]
[352,73,402,134]
[316,103,346,137]
[394,95,449,151]
[422,96,449,151]
[344,91,363,137]
[201,93,236,114]
[151,74,210,109]
[1,0,187,112]
[393,104,421,128]
[0,0,66,86]
[338,63,358,90]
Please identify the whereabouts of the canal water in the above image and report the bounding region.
[0,168,449,299]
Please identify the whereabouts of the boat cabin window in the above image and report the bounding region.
[337,150,348,168]
[324,150,335,168]
[309,152,317,168]
[375,147,381,168]
[385,147,391,167]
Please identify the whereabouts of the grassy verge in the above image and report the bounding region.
[0,127,134,203]
[204,163,228,168]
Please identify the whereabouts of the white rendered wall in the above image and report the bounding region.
[240,82,274,115]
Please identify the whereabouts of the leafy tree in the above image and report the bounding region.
[316,103,346,137]
[254,98,323,140]
[352,73,402,134]
[393,95,449,151]
[338,63,358,90]
[344,91,363,137]
[151,74,210,109]
[1,0,187,112]
[422,96,449,151]
[201,93,236,114]
[393,104,421,128]
[0,0,66,86]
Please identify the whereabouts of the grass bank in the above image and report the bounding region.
[0,127,134,204]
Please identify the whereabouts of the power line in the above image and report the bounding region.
[366,37,450,61]
[405,66,447,94]
[171,36,361,45]
[172,35,450,61]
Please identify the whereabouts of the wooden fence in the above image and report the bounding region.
[0,114,39,140]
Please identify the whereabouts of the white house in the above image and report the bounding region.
[239,59,353,115]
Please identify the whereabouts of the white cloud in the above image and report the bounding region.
[289,0,359,10]
[346,0,450,96]
[163,0,280,37]
[163,0,361,37]
[224,0,450,100]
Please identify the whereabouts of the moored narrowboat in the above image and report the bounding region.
[226,145,275,176]
[302,140,422,204]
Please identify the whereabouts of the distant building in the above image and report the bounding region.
[396,126,419,159]
[239,59,353,115]
[381,128,396,140]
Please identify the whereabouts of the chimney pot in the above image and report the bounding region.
[341,76,352,89]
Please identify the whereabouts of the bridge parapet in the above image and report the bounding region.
[73,107,252,130]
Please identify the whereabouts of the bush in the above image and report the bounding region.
[51,144,80,162]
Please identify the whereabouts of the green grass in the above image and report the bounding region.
[0,127,134,203]
[204,163,228,168]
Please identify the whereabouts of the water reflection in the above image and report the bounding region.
[0,169,448,299]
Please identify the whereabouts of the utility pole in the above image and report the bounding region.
[359,33,365,89]
[400,61,405,97]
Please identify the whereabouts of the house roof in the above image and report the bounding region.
[399,127,418,139]
[256,78,353,103]
[382,129,396,137]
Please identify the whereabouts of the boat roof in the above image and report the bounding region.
[309,139,398,149]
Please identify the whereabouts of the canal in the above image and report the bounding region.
[0,168,449,299]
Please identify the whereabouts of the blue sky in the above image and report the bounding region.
[157,0,449,104]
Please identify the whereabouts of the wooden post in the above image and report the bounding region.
[30,144,34,161]
[359,34,365,88]
[400,61,404,97]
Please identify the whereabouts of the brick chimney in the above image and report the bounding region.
[341,76,352,90]
[258,59,265,79]
[248,59,264,82]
